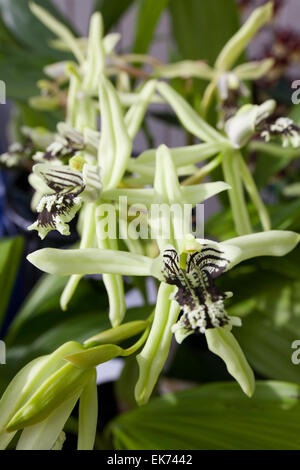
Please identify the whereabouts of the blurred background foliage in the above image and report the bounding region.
[0,0,300,450]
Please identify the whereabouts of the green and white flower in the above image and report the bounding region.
[225,100,276,149]
[28,163,102,239]
[27,229,300,399]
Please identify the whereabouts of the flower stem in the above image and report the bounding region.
[237,151,271,231]
[182,153,223,186]
[222,149,252,236]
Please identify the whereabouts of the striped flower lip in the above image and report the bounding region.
[28,163,102,239]
[161,245,239,343]
[260,117,300,148]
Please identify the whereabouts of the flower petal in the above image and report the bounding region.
[215,2,273,71]
[135,283,180,406]
[78,370,98,450]
[220,230,300,269]
[205,327,255,397]
[27,248,162,278]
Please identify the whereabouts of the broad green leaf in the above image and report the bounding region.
[206,198,300,242]
[236,310,300,384]
[0,14,19,46]
[0,45,45,100]
[254,152,292,189]
[0,236,23,329]
[22,306,151,359]
[0,1,72,101]
[268,199,300,233]
[107,381,300,450]
[169,0,239,65]
[5,274,104,345]
[0,0,74,54]
[168,0,240,117]
[249,143,297,189]
[133,0,169,54]
[235,279,300,384]
[93,0,134,32]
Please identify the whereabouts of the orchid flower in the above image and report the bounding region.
[102,144,230,248]
[25,4,158,326]
[133,88,272,236]
[28,162,102,239]
[2,2,299,452]
[26,139,300,402]
[224,101,300,150]
[225,100,276,149]
[27,230,300,404]
[29,2,159,111]
[154,2,274,116]
[4,228,298,449]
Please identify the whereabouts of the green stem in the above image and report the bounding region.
[182,154,223,186]
[200,77,218,118]
[237,151,271,231]
[122,326,151,357]
[222,149,252,236]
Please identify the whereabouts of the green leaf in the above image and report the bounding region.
[13,101,63,132]
[206,197,300,242]
[93,0,134,32]
[0,1,73,101]
[5,275,108,345]
[254,153,291,189]
[0,237,23,328]
[268,199,300,232]
[169,0,240,65]
[0,14,19,46]
[0,45,45,100]
[0,0,74,54]
[250,143,295,188]
[235,279,300,384]
[133,0,170,54]
[107,381,300,449]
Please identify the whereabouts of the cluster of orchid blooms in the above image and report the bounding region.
[1,1,300,450]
